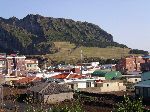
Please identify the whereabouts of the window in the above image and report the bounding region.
[0,61,5,65]
[86,82,91,87]
[71,84,74,89]
[107,84,109,87]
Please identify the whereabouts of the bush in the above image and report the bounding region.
[25,100,85,112]
[116,96,144,112]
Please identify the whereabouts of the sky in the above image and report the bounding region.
[0,0,150,51]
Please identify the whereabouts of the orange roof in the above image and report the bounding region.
[67,74,84,79]
[52,73,84,79]
[16,76,41,84]
[52,73,69,79]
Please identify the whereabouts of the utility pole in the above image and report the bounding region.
[80,49,83,75]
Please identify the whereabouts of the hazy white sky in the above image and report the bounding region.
[1,0,150,51]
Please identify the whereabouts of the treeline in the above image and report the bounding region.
[80,57,119,65]
[129,49,149,55]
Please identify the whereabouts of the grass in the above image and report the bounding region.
[44,41,138,63]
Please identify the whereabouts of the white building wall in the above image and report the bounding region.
[100,82,126,92]
[78,82,87,88]
[97,77,106,80]
[127,77,141,83]
[91,82,95,87]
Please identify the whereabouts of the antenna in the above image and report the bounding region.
[80,49,83,74]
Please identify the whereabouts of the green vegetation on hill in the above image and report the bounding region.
[129,49,149,55]
[0,14,127,55]
[44,42,132,64]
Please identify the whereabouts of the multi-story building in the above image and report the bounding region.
[140,56,150,72]
[0,53,6,75]
[6,55,26,76]
[25,59,40,72]
[116,56,145,74]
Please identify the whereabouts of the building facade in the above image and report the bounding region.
[6,55,26,76]
[135,71,150,99]
[116,56,145,74]
[25,59,40,72]
[0,53,6,75]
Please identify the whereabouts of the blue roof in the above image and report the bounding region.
[142,55,150,59]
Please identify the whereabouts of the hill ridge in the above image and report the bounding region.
[0,14,127,55]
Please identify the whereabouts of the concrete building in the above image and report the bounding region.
[79,80,126,93]
[6,55,26,76]
[91,70,122,80]
[135,71,150,98]
[140,56,150,72]
[122,75,141,83]
[25,59,40,72]
[66,79,95,90]
[116,56,145,74]
[95,80,126,92]
[135,80,150,98]
[0,53,6,75]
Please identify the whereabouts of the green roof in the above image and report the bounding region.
[92,70,108,77]
[92,70,122,80]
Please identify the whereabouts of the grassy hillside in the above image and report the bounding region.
[44,42,132,64]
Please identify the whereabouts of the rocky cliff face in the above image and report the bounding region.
[0,14,127,55]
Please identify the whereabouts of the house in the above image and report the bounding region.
[96,80,126,92]
[25,59,40,72]
[65,79,96,90]
[27,82,73,104]
[13,76,42,86]
[35,72,61,78]
[100,64,116,70]
[51,72,84,79]
[54,65,75,73]
[79,80,126,93]
[122,75,141,83]
[75,62,100,74]
[91,70,122,80]
[51,73,94,90]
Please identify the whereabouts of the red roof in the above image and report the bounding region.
[52,73,69,79]
[16,77,41,84]
[52,73,84,79]
[67,74,84,79]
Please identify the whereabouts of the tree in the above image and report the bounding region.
[116,96,144,112]
[129,49,149,55]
